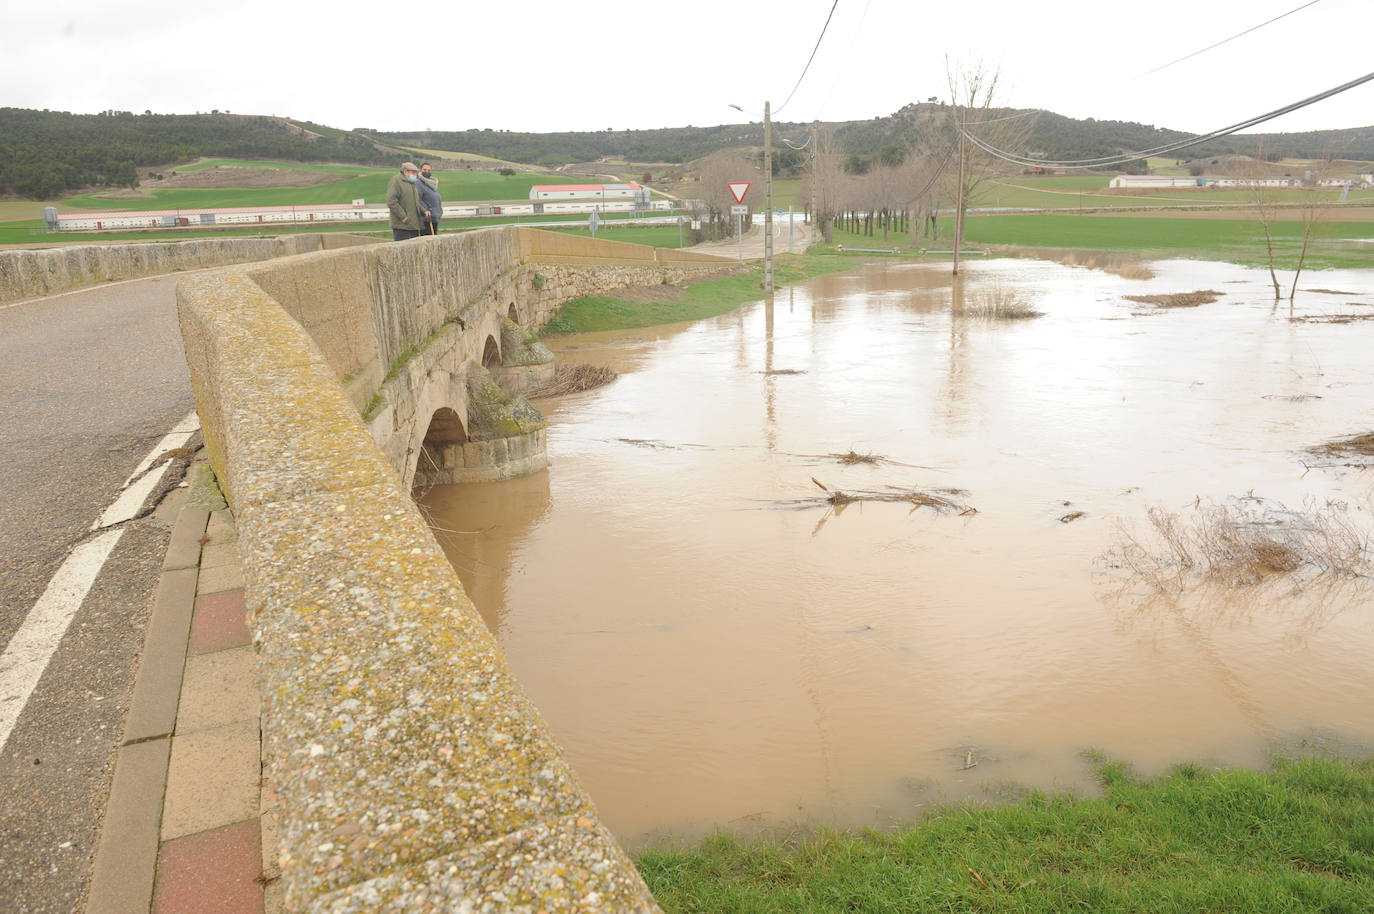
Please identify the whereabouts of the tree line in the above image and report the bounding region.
[0,108,396,199]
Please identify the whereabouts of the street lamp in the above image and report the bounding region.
[729,102,773,294]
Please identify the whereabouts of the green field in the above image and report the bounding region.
[636,754,1374,914]
[962,213,1374,270]
[57,160,593,212]
[980,178,1373,211]
[540,253,857,335]
[547,224,690,248]
[814,211,1374,272]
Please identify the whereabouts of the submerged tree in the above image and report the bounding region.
[944,58,1035,275]
[1289,154,1336,303]
[1238,149,1283,302]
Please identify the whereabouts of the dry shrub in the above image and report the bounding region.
[1312,431,1374,459]
[1004,247,1156,280]
[1106,497,1372,591]
[958,281,1042,320]
[527,363,618,397]
[1123,290,1223,309]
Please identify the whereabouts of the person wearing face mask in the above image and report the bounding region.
[386,162,424,240]
[417,162,443,235]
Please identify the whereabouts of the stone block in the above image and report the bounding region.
[177,646,259,733]
[162,719,262,841]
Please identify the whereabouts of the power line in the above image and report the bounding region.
[815,0,872,119]
[961,69,1374,170]
[1138,0,1324,77]
[774,0,841,116]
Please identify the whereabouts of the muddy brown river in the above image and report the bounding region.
[420,258,1374,848]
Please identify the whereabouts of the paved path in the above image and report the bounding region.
[0,277,197,912]
[686,217,819,261]
[84,488,276,914]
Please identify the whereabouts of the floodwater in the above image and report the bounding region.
[419,258,1374,849]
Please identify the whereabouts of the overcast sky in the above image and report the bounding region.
[3,0,1370,142]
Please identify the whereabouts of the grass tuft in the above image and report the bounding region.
[957,281,1043,320]
[1124,289,1223,308]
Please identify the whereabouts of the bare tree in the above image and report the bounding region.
[1289,154,1336,303]
[944,58,1035,274]
[806,125,846,243]
[1238,149,1283,302]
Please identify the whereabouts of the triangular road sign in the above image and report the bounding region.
[727,181,751,204]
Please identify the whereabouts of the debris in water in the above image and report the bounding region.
[1059,511,1086,524]
[613,438,706,450]
[757,368,807,375]
[1288,313,1374,324]
[963,750,978,770]
[836,450,882,465]
[845,624,874,634]
[528,363,618,397]
[778,483,974,516]
[1262,393,1323,401]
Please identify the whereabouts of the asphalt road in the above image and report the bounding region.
[0,275,195,913]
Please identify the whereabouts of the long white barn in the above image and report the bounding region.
[528,183,642,201]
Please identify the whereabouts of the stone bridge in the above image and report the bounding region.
[176,227,734,911]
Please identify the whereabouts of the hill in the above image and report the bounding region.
[3,106,1372,201]
[0,108,401,199]
[378,105,1374,175]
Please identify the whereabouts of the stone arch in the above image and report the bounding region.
[507,303,518,324]
[481,335,501,369]
[415,406,467,490]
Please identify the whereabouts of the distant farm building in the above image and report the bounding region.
[1109,175,1206,189]
[1110,175,1300,189]
[529,183,642,201]
[1206,177,1295,188]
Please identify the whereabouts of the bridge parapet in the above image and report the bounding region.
[175,227,731,911]
[0,232,375,305]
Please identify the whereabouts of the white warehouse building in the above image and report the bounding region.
[528,183,642,201]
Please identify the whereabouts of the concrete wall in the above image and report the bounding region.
[175,227,733,911]
[0,233,375,305]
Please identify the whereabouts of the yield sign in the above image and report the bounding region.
[727,181,751,204]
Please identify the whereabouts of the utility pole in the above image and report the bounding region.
[810,120,818,229]
[953,113,966,276]
[764,100,774,295]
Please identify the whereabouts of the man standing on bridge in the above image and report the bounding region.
[386,162,424,241]
[417,162,443,235]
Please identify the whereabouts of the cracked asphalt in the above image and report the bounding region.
[0,274,195,913]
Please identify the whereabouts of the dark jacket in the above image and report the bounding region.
[386,173,423,231]
[417,175,443,226]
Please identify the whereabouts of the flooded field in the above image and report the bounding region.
[419,258,1374,849]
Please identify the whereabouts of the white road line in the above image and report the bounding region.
[119,411,201,488]
[0,528,125,753]
[99,412,200,530]
[1,410,201,754]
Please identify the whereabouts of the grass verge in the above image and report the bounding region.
[636,754,1374,913]
[540,253,860,334]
